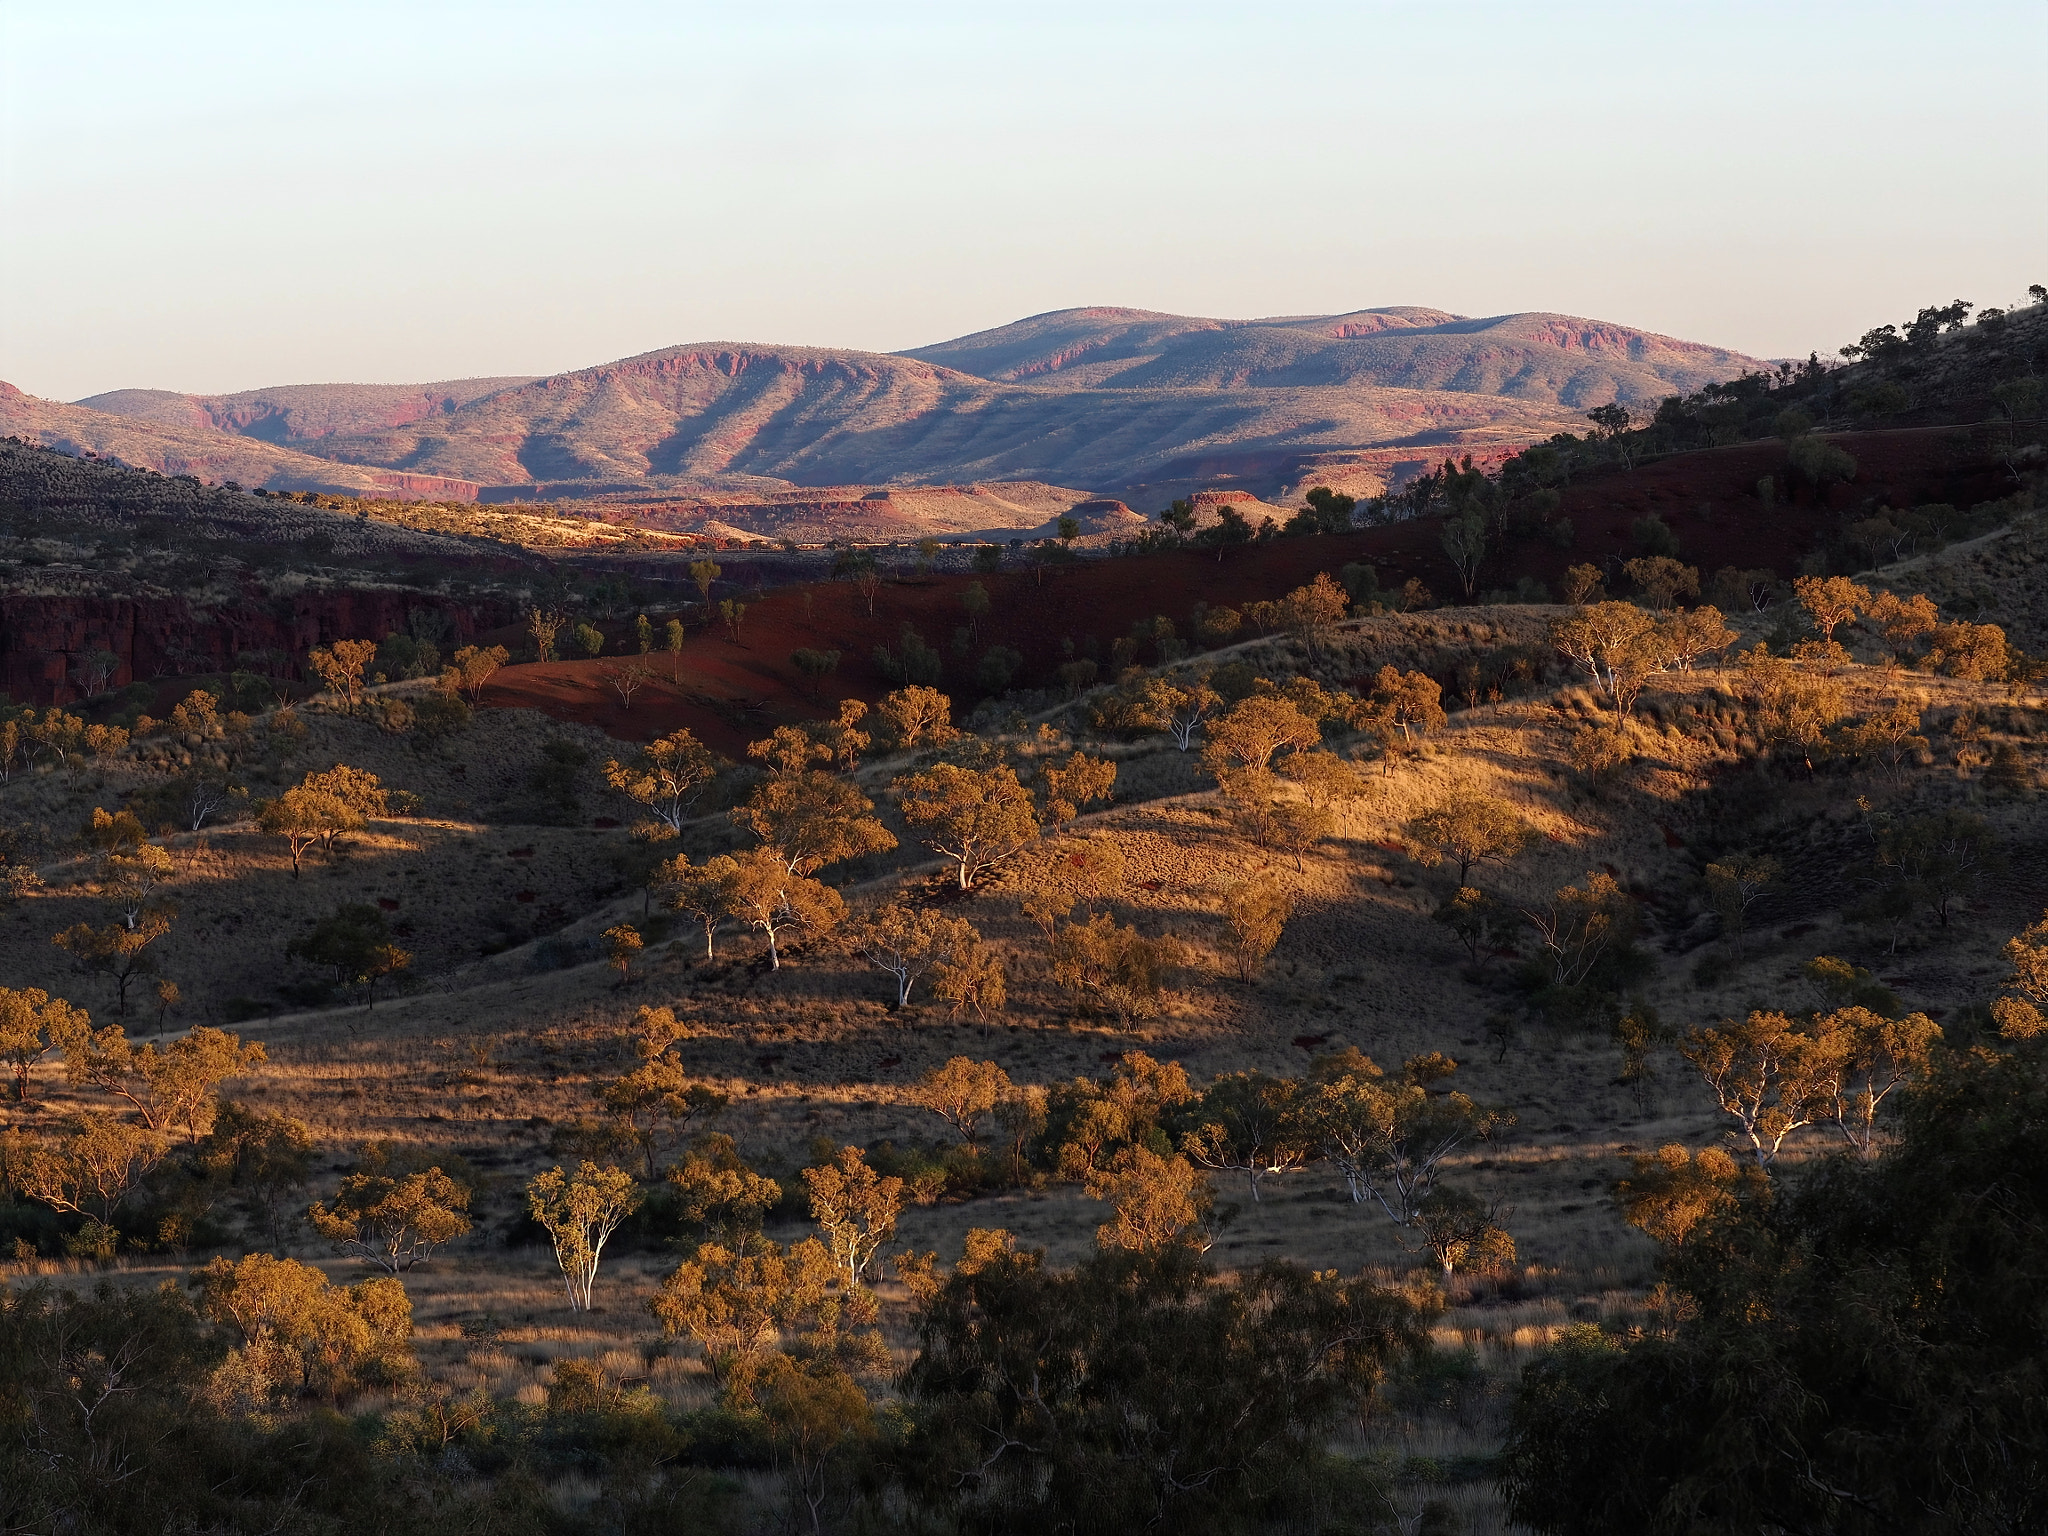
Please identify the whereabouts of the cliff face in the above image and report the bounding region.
[0,590,518,705]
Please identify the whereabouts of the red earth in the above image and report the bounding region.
[475,424,2017,752]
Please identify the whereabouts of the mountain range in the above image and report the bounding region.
[2,306,1765,509]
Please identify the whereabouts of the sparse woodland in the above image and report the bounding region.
[2,296,2047,1535]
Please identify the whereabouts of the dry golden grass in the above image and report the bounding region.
[0,703,637,1024]
[15,628,2034,1209]
[360,500,712,554]
[1877,505,2048,652]
[6,591,2045,1531]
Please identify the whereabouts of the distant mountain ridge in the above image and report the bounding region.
[901,306,1465,384]
[11,305,1766,507]
[900,306,1756,399]
[77,377,538,443]
[0,381,487,500]
[279,340,1579,497]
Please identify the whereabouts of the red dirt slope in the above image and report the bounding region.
[475,425,2016,750]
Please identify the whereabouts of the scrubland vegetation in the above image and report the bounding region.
[2,294,2047,1534]
[0,438,521,582]
[262,490,716,555]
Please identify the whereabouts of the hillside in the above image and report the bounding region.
[78,376,537,443]
[897,305,1465,383]
[1,455,2040,1531]
[0,436,507,568]
[584,479,1138,544]
[903,306,1763,402]
[15,306,1766,513]
[440,425,2023,758]
[0,382,485,499]
[6,410,2023,712]
[272,343,1581,501]
[0,438,536,703]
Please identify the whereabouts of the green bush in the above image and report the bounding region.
[1630,514,1678,558]
[410,689,471,742]
[874,624,943,686]
[976,645,1023,693]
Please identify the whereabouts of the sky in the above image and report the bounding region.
[2,0,2043,401]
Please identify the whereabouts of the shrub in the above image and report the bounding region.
[874,624,943,686]
[1925,621,2010,681]
[791,648,841,699]
[976,646,1023,693]
[1787,434,1857,490]
[1630,515,1678,558]
[1051,914,1185,1020]
[409,689,471,742]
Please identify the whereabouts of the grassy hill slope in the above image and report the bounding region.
[2,483,2040,1529]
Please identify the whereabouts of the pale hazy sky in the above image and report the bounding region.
[3,1,2043,401]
